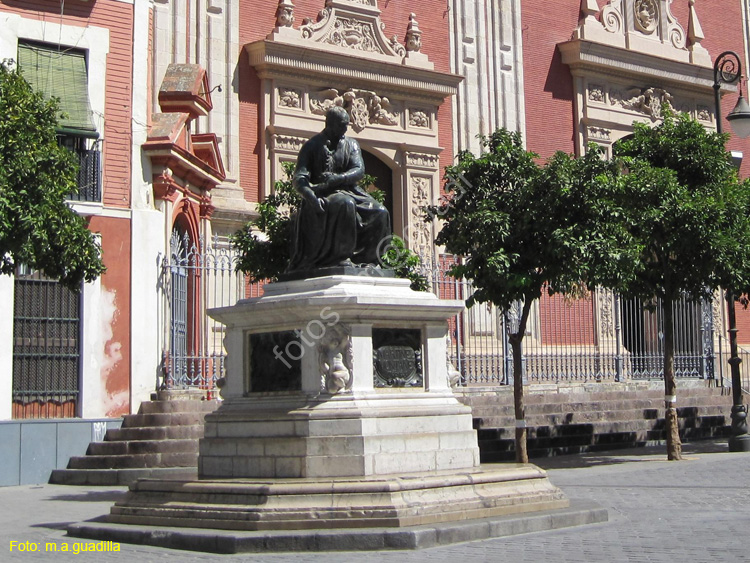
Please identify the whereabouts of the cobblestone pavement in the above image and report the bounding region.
[2,440,749,562]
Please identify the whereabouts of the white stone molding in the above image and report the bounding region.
[449,0,525,154]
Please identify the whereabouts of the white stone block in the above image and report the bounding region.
[274,456,303,478]
[306,455,366,477]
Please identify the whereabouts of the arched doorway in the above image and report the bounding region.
[361,150,394,232]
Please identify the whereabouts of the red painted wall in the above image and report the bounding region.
[2,1,134,415]
[89,215,132,417]
[238,0,454,203]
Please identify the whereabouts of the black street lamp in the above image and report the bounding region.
[713,50,750,452]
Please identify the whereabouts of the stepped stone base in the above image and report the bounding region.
[70,499,606,553]
[104,464,568,531]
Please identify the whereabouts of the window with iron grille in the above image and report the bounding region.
[12,267,82,419]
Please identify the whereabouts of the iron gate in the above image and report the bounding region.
[162,232,246,390]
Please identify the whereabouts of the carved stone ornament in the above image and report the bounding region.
[589,0,687,50]
[299,0,407,60]
[588,85,605,102]
[273,134,306,152]
[409,109,430,128]
[310,88,399,132]
[278,87,302,108]
[697,105,711,122]
[410,176,433,260]
[406,152,438,169]
[276,0,295,28]
[597,289,615,338]
[634,0,658,35]
[587,126,611,140]
[610,86,674,121]
[601,0,624,34]
[317,323,353,394]
[405,13,422,52]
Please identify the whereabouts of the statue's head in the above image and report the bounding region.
[324,106,350,141]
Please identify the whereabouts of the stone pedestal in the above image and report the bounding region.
[199,275,479,478]
[99,275,573,534]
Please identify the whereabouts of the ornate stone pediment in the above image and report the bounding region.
[559,1,721,156]
[572,0,709,66]
[266,0,431,69]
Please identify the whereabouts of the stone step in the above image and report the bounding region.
[460,386,728,407]
[466,394,728,413]
[474,405,729,428]
[49,467,198,486]
[121,412,208,428]
[86,439,199,456]
[67,451,198,470]
[138,400,220,415]
[477,416,731,462]
[105,424,204,441]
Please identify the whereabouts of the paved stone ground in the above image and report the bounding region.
[2,440,748,562]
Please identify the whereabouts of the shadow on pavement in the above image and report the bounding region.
[534,439,730,470]
[46,490,127,503]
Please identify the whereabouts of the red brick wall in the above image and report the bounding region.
[239,0,454,203]
[1,0,135,207]
[539,291,596,346]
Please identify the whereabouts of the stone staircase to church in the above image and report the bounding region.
[456,381,733,462]
[49,393,219,486]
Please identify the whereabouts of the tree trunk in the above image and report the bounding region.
[511,298,533,464]
[662,297,683,460]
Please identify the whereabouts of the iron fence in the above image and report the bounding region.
[161,244,720,391]
[425,259,717,386]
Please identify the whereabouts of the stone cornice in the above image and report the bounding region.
[558,38,728,96]
[246,40,462,102]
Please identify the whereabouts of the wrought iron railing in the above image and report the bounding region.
[68,147,101,202]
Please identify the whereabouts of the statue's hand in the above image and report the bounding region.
[322,172,344,188]
[306,195,326,215]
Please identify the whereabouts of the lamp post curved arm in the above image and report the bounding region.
[713,50,750,452]
[713,51,742,136]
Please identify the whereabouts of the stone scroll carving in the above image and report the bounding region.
[299,0,406,59]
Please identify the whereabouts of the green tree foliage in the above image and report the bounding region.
[613,110,750,460]
[232,162,428,290]
[0,62,104,290]
[429,129,630,462]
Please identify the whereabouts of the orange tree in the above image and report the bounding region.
[428,129,632,462]
[613,110,750,460]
